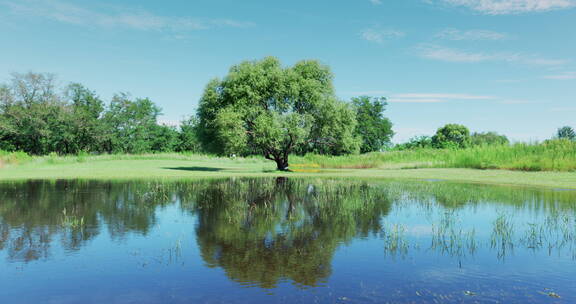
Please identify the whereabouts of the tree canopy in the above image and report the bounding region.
[197,57,360,170]
[0,72,202,155]
[470,131,509,146]
[557,126,575,141]
[432,124,471,149]
[351,96,394,153]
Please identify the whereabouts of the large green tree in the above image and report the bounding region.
[351,96,394,153]
[197,57,360,170]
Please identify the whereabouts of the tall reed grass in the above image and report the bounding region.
[293,140,576,172]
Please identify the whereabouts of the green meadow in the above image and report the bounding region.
[1,149,575,189]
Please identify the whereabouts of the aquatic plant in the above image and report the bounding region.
[61,208,85,229]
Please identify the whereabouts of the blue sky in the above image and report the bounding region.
[1,0,575,142]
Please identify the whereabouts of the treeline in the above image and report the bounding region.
[0,70,394,157]
[395,124,510,150]
[0,72,201,155]
[1,68,572,158]
[395,123,575,151]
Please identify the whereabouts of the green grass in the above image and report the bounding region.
[0,152,575,189]
[292,140,576,172]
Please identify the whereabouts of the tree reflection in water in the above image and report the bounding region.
[0,178,575,289]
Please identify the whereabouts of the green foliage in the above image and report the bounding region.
[197,57,360,170]
[177,116,202,152]
[556,126,575,141]
[150,124,180,152]
[0,72,207,155]
[432,124,471,149]
[470,131,509,146]
[394,135,434,150]
[351,96,394,153]
[102,94,162,154]
[65,83,106,152]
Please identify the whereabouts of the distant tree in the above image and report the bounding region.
[556,126,575,141]
[102,94,161,154]
[0,72,69,154]
[432,124,470,149]
[1,72,199,155]
[65,83,106,152]
[351,96,394,153]
[395,135,433,150]
[470,131,509,146]
[177,116,202,152]
[9,72,58,105]
[197,57,360,170]
[150,124,180,152]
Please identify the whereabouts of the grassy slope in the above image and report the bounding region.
[1,157,575,189]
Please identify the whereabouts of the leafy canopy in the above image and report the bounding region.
[197,57,360,170]
[470,131,509,146]
[557,126,575,141]
[432,124,471,149]
[351,96,394,153]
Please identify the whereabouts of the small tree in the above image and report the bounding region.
[177,116,202,153]
[432,124,470,149]
[352,96,394,153]
[557,126,575,141]
[197,57,360,170]
[395,135,433,150]
[470,131,509,146]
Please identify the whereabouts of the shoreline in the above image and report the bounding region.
[1,159,575,189]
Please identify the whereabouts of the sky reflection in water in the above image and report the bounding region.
[0,178,574,303]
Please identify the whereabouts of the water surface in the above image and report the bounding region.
[0,178,575,303]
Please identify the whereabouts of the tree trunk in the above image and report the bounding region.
[274,155,289,171]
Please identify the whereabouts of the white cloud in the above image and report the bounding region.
[388,98,445,103]
[417,44,492,62]
[389,93,495,103]
[1,0,253,31]
[417,44,568,66]
[432,0,576,14]
[435,28,508,40]
[543,71,576,79]
[361,28,405,44]
[370,0,383,4]
[500,99,533,104]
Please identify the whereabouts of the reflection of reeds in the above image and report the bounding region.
[61,208,85,229]
[430,211,477,258]
[382,223,408,257]
[491,214,514,259]
[520,212,576,258]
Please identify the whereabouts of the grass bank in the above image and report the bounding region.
[292,140,576,172]
[0,152,575,189]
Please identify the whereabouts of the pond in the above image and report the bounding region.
[0,178,575,303]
